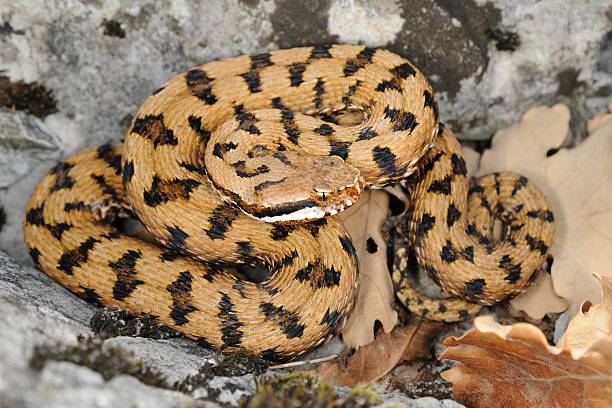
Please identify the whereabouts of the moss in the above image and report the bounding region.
[90,307,182,340]
[399,380,451,400]
[175,350,270,396]
[343,385,383,407]
[241,373,381,408]
[0,75,58,118]
[212,351,271,377]
[485,28,521,52]
[29,336,168,388]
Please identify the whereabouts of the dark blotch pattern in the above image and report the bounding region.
[50,162,75,192]
[499,254,522,283]
[47,222,72,240]
[122,160,134,185]
[241,70,262,93]
[250,52,273,69]
[167,226,189,249]
[97,144,122,175]
[205,203,241,240]
[423,90,439,122]
[527,210,554,222]
[167,271,197,325]
[313,79,325,109]
[188,115,212,143]
[131,114,178,148]
[26,205,45,226]
[254,177,287,193]
[288,63,306,86]
[512,175,528,196]
[339,235,357,261]
[446,204,461,227]
[79,287,103,306]
[358,126,377,140]
[109,249,144,300]
[343,47,376,76]
[270,223,297,240]
[320,308,343,332]
[307,218,327,238]
[234,162,270,178]
[440,240,458,263]
[416,213,436,241]
[392,111,418,132]
[218,292,244,346]
[280,109,301,144]
[314,123,334,135]
[260,302,304,339]
[329,141,350,160]
[185,69,216,104]
[28,247,42,268]
[526,234,549,255]
[372,146,398,176]
[451,154,467,176]
[91,174,119,200]
[57,237,100,275]
[464,278,486,297]
[309,45,332,59]
[391,63,416,79]
[143,176,201,207]
[428,175,451,195]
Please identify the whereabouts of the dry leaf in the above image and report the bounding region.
[478,104,612,317]
[558,274,612,358]
[339,190,398,347]
[441,316,612,408]
[509,271,568,320]
[315,321,440,387]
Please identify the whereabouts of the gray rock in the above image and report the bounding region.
[103,336,215,385]
[22,361,217,408]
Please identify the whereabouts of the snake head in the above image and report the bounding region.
[252,154,365,223]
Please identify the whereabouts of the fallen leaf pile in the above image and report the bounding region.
[441,274,612,408]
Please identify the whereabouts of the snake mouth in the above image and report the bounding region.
[257,175,365,223]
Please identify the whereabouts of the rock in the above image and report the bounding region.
[24,361,218,408]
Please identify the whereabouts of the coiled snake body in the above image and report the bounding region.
[23,45,554,358]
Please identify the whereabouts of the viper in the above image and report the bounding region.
[23,45,554,358]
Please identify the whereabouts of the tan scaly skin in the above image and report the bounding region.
[23,44,553,358]
[393,129,555,322]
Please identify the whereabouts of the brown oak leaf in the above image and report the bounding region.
[441,316,612,408]
[315,321,440,387]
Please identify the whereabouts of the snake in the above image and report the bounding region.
[23,44,554,358]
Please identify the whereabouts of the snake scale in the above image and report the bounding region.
[23,45,554,358]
